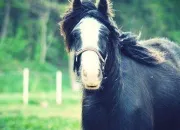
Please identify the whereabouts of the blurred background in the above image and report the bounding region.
[0,0,179,130]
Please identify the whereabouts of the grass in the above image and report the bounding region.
[0,62,81,129]
[0,90,82,130]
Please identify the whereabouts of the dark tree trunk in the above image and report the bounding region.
[0,0,11,44]
[39,11,50,64]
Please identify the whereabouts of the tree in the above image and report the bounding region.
[0,0,11,44]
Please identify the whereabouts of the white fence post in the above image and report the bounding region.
[56,71,62,105]
[23,68,29,105]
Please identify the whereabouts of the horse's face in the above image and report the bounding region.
[72,17,109,90]
[61,0,112,90]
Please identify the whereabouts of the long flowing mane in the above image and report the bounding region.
[60,1,163,66]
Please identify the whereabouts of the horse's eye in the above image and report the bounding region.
[70,32,81,50]
[71,30,80,39]
[98,38,107,57]
[73,33,78,37]
[70,32,78,42]
[71,33,77,40]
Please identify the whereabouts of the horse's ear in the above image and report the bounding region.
[72,0,82,9]
[97,0,113,16]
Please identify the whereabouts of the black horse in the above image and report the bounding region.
[60,0,180,130]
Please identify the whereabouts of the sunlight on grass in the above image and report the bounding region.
[0,90,82,130]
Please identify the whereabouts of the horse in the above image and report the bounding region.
[60,0,180,130]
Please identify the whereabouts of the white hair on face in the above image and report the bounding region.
[77,17,103,89]
[80,17,102,49]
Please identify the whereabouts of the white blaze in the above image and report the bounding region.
[78,17,103,88]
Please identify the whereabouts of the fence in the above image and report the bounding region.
[23,68,62,105]
[0,68,64,105]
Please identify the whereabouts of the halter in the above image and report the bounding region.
[75,47,108,71]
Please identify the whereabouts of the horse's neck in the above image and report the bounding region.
[101,57,121,97]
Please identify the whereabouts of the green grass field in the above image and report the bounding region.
[0,90,82,130]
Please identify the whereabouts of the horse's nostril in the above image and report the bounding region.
[83,70,87,77]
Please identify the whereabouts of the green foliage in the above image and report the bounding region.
[0,1,5,8]
[0,27,28,61]
[113,0,180,43]
[168,31,180,43]
[0,0,68,66]
[11,0,30,10]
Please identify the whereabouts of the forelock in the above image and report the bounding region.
[60,1,119,51]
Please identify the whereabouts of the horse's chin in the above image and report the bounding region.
[81,75,102,90]
[84,84,101,90]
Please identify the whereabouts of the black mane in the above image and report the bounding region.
[60,1,162,66]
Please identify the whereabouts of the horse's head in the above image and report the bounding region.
[61,0,118,90]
